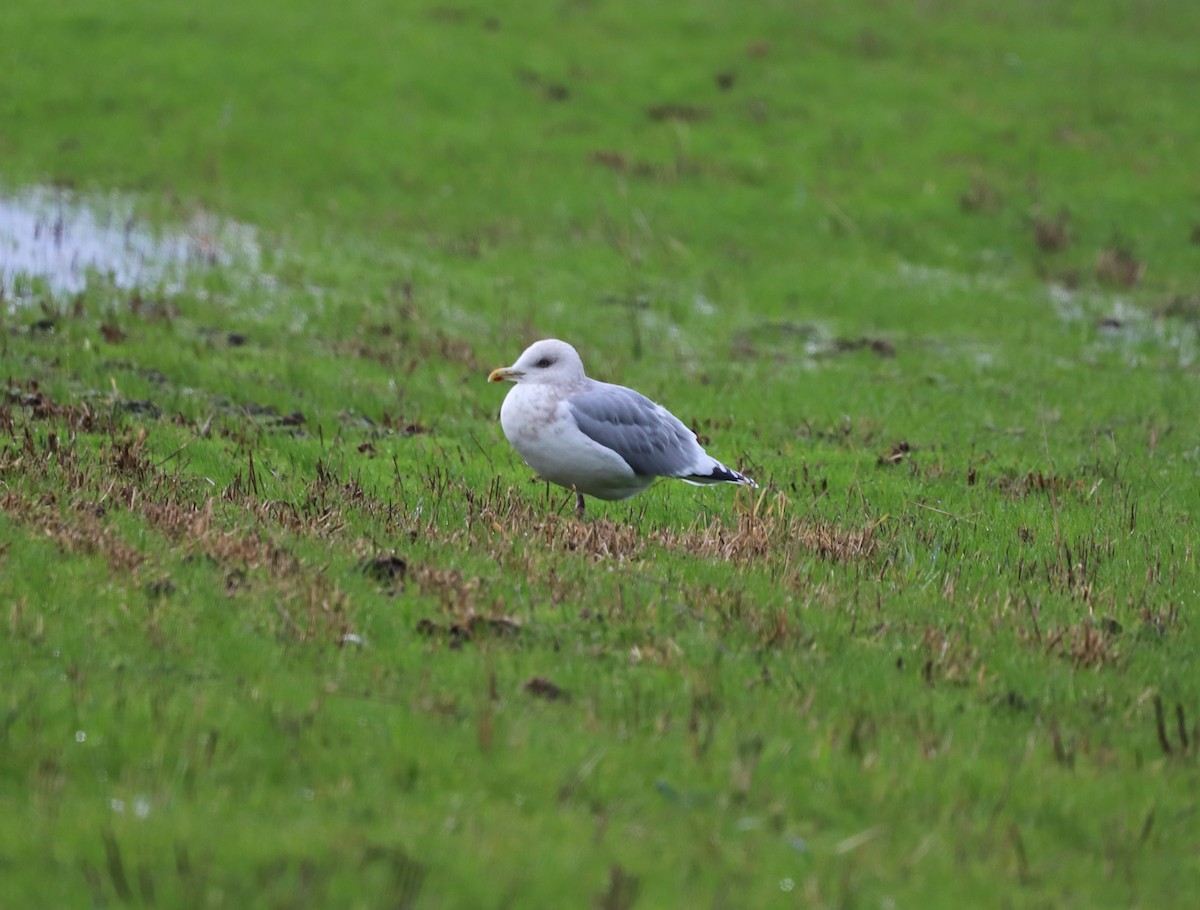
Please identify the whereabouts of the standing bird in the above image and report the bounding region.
[488,339,757,517]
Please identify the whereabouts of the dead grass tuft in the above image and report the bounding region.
[109,428,152,479]
[960,176,1002,213]
[415,611,521,650]
[409,565,484,610]
[1046,619,1120,669]
[6,382,101,431]
[2,409,362,645]
[468,487,881,567]
[920,626,984,687]
[1095,244,1144,287]
[877,440,911,466]
[992,470,1087,500]
[1017,599,1122,669]
[1155,295,1200,323]
[1032,209,1072,253]
[656,495,880,564]
[544,518,646,561]
[0,487,146,575]
[467,486,881,567]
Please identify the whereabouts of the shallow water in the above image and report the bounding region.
[0,186,258,304]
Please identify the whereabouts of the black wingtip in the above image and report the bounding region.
[688,463,758,487]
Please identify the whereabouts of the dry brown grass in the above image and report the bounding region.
[4,388,884,659]
[455,478,883,583]
[656,493,881,565]
[1032,209,1072,253]
[1095,245,1145,287]
[1,400,361,645]
[6,381,105,431]
[1013,597,1124,670]
[920,625,985,687]
[0,487,147,575]
[480,489,881,566]
[992,470,1088,500]
[1041,619,1121,669]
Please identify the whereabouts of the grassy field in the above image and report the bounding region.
[2,1,1199,906]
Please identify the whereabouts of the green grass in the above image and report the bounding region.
[2,1,1199,907]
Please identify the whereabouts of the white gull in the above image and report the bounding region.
[488,339,757,516]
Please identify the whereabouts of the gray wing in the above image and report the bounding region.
[567,383,701,478]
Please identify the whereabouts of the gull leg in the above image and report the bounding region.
[575,491,586,519]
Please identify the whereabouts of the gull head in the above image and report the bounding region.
[488,338,587,386]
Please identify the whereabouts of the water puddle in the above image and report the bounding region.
[1050,283,1197,369]
[0,185,260,306]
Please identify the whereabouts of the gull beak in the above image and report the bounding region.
[488,366,523,383]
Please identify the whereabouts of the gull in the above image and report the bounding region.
[488,339,757,516]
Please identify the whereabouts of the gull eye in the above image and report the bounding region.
[534,357,553,368]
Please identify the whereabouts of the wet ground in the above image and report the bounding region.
[0,186,258,304]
